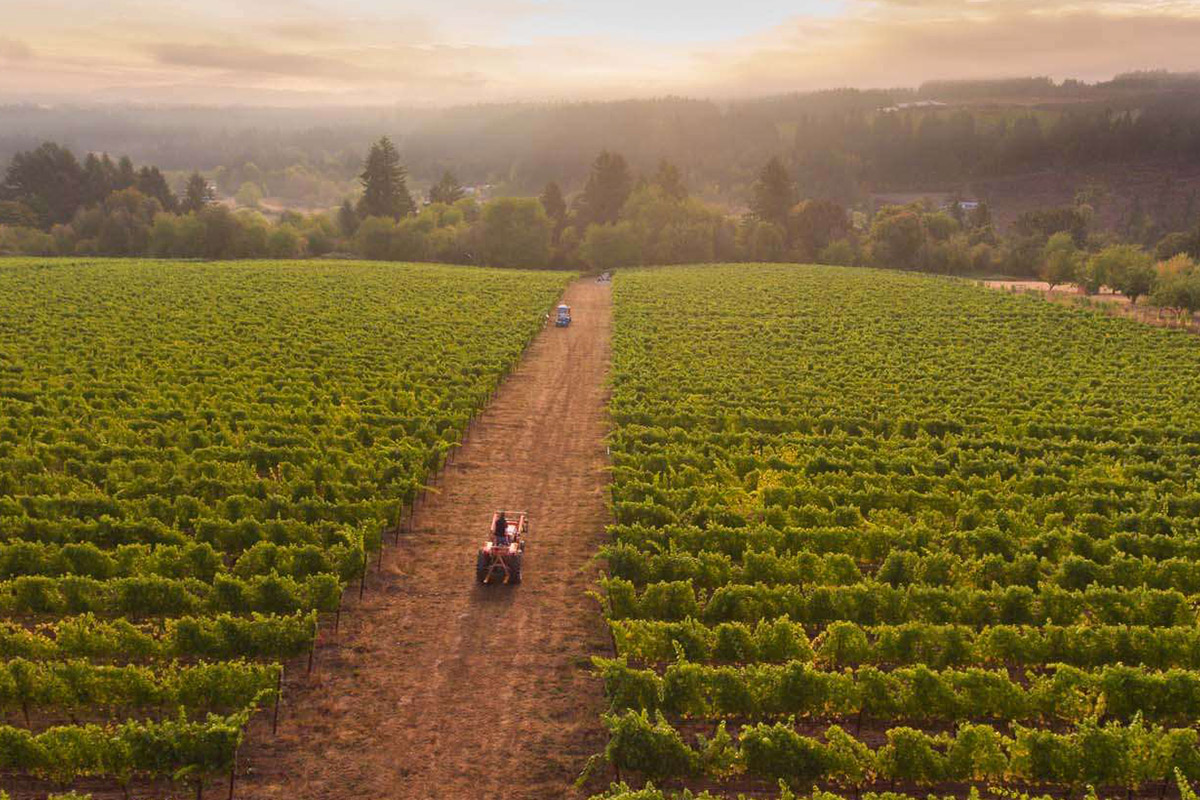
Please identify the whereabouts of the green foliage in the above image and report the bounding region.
[867,207,924,270]
[1015,206,1090,247]
[788,200,851,262]
[604,710,697,781]
[1039,231,1082,289]
[1150,255,1200,315]
[0,710,249,784]
[0,258,570,793]
[620,185,730,266]
[0,224,56,256]
[600,711,1199,788]
[596,264,1200,796]
[750,158,795,229]
[581,222,642,271]
[818,238,856,266]
[540,182,567,226]
[577,151,633,229]
[180,172,216,215]
[0,658,279,717]
[235,181,264,209]
[745,222,787,263]
[1,142,86,226]
[480,197,551,268]
[428,170,465,205]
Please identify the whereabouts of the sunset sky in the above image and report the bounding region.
[1,0,1198,105]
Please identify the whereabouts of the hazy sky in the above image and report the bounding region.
[1,0,1198,105]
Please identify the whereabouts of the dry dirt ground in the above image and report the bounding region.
[242,278,614,800]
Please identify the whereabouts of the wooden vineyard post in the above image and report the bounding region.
[334,597,342,633]
[228,746,238,800]
[359,547,368,600]
[307,638,315,674]
[272,666,283,735]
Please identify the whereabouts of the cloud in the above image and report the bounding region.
[265,22,354,44]
[0,37,35,61]
[3,0,1200,104]
[700,3,1200,94]
[148,42,367,80]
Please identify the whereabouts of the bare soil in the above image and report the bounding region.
[241,278,614,800]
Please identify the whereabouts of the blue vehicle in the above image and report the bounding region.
[555,304,571,327]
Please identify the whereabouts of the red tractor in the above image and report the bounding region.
[476,510,527,584]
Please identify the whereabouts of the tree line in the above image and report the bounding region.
[3,136,1199,300]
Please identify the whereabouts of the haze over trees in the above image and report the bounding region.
[4,72,1200,225]
[3,86,1200,321]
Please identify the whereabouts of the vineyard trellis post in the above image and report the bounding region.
[228,745,238,800]
[272,665,283,735]
[359,545,368,600]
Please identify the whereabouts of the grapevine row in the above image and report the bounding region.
[597,657,1200,726]
[611,618,1200,670]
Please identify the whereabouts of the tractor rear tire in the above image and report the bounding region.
[508,554,522,584]
[476,552,489,584]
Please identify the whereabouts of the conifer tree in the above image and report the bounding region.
[180,172,216,214]
[428,170,465,205]
[576,150,632,228]
[357,136,415,220]
[750,157,795,228]
[539,182,566,223]
[653,160,687,201]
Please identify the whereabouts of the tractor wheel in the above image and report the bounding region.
[508,554,522,584]
[475,551,489,584]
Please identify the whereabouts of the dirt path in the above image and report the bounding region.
[243,278,613,800]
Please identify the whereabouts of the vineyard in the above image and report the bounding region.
[0,258,569,797]
[594,265,1200,799]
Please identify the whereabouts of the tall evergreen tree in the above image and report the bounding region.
[750,157,795,229]
[136,166,177,212]
[428,170,465,205]
[338,199,360,237]
[180,172,216,214]
[576,150,632,228]
[539,182,567,224]
[115,156,137,191]
[357,136,414,220]
[653,159,688,201]
[81,153,114,208]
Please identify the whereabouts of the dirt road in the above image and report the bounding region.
[244,278,613,800]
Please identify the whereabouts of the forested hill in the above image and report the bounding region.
[2,71,1200,220]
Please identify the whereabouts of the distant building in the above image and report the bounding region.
[463,185,494,200]
[880,100,948,113]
